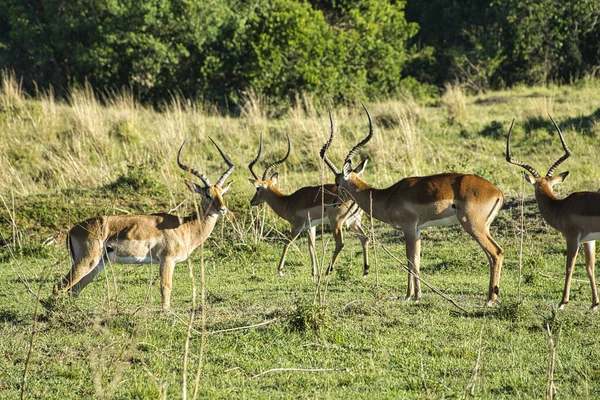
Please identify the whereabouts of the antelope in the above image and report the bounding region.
[53,138,234,309]
[506,116,599,310]
[248,128,370,277]
[320,104,505,306]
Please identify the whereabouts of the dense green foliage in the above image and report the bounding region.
[407,0,600,91]
[3,0,599,106]
[0,0,419,108]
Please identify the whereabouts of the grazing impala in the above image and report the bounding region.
[53,138,234,309]
[506,116,599,310]
[248,127,369,277]
[320,104,505,306]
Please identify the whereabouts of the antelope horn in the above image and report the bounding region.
[178,139,211,187]
[262,133,290,180]
[345,102,374,165]
[209,137,235,187]
[248,132,263,180]
[545,114,573,178]
[505,119,541,178]
[319,110,340,174]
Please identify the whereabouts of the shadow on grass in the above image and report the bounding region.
[479,108,600,140]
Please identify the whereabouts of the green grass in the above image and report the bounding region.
[2,80,600,398]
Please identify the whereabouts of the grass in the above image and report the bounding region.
[3,74,600,398]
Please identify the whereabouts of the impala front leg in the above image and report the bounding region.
[559,238,580,310]
[160,258,176,309]
[583,241,599,310]
[278,225,303,277]
[348,219,370,277]
[404,229,422,302]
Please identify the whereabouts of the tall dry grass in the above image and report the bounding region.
[441,82,467,123]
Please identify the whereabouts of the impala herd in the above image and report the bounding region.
[53,105,600,312]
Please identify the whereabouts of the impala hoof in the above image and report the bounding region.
[557,302,567,310]
[278,271,284,277]
[591,303,598,311]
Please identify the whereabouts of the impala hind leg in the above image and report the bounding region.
[461,222,504,307]
[559,238,580,310]
[71,256,108,297]
[583,241,598,310]
[54,238,104,297]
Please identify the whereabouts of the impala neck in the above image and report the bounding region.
[262,186,293,219]
[185,212,220,249]
[345,177,389,222]
[533,184,562,230]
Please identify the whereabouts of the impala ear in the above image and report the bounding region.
[342,161,352,178]
[550,171,569,186]
[270,172,279,185]
[185,180,202,193]
[520,172,535,185]
[221,181,232,194]
[248,178,259,186]
[353,158,368,175]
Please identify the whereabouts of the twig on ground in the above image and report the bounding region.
[252,367,349,379]
[377,243,470,314]
[208,318,279,335]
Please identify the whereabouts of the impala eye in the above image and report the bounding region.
[206,193,213,200]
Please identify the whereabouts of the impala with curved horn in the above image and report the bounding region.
[53,138,234,309]
[506,116,600,310]
[248,127,369,277]
[321,104,505,306]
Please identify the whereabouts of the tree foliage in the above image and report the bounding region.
[1,0,600,106]
[406,0,600,92]
[0,0,419,108]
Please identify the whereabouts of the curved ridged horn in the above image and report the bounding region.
[262,133,291,180]
[319,110,340,174]
[545,114,573,178]
[505,119,541,178]
[345,102,374,165]
[248,132,263,180]
[178,139,211,187]
[209,137,235,187]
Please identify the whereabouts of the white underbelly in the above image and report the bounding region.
[303,216,329,229]
[418,215,459,230]
[580,232,600,243]
[108,254,155,264]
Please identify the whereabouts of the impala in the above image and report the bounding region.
[53,138,234,309]
[320,104,505,306]
[506,116,599,310]
[248,127,369,277]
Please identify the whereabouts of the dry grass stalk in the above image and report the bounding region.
[545,323,558,400]
[465,320,485,396]
[20,269,48,400]
[527,96,555,120]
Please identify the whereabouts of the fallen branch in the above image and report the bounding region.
[377,243,470,314]
[538,272,586,283]
[208,318,279,335]
[252,367,349,379]
[167,309,278,337]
